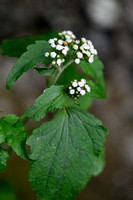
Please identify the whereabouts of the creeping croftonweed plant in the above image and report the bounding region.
[0,30,108,200]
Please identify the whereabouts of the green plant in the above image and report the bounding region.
[0,30,108,200]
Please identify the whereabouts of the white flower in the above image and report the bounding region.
[77,87,81,92]
[80,46,84,51]
[49,39,55,44]
[67,30,73,35]
[73,44,78,50]
[51,43,56,48]
[52,61,56,65]
[86,51,91,57]
[75,58,80,64]
[82,43,88,49]
[56,45,63,50]
[65,35,71,39]
[85,85,91,92]
[50,52,56,58]
[77,52,83,59]
[57,59,62,66]
[62,49,67,55]
[78,81,84,87]
[88,56,94,63]
[82,50,87,54]
[81,37,86,43]
[70,89,75,95]
[62,30,67,34]
[85,45,90,50]
[75,40,80,44]
[66,39,72,43]
[87,40,92,45]
[64,46,69,51]
[45,52,49,57]
[80,89,86,96]
[93,49,98,55]
[71,34,76,39]
[81,79,86,84]
[72,81,78,87]
[58,39,63,45]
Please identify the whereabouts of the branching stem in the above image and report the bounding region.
[49,60,74,86]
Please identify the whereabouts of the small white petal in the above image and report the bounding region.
[64,46,69,51]
[78,81,84,87]
[50,52,56,58]
[62,30,67,34]
[86,51,91,57]
[52,61,56,65]
[56,45,63,50]
[77,87,81,92]
[75,58,80,64]
[75,40,80,44]
[66,38,72,43]
[93,49,98,55]
[80,46,84,51]
[72,82,78,87]
[85,85,91,92]
[81,79,86,84]
[88,57,94,63]
[57,59,62,66]
[67,30,73,35]
[73,44,78,50]
[62,49,67,55]
[77,52,83,59]
[58,39,63,45]
[45,52,49,57]
[49,39,55,44]
[51,43,56,48]
[87,40,92,45]
[70,89,75,95]
[80,90,86,96]
[81,37,86,43]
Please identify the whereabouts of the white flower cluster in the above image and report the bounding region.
[69,79,91,99]
[74,38,98,64]
[44,30,98,67]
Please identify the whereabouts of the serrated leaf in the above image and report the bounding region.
[0,114,28,160]
[6,40,52,89]
[0,148,9,172]
[79,56,106,99]
[27,108,108,200]
[1,32,58,58]
[34,67,55,76]
[22,86,65,122]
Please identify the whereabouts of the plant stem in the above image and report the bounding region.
[49,59,74,86]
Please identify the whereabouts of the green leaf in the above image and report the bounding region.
[6,40,52,89]
[0,183,18,200]
[92,149,105,176]
[27,108,108,200]
[0,148,9,172]
[0,114,28,160]
[79,56,106,99]
[1,32,58,58]
[34,67,55,76]
[22,86,66,122]
[57,63,85,85]
[58,63,93,110]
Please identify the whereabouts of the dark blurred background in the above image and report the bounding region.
[0,0,133,199]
